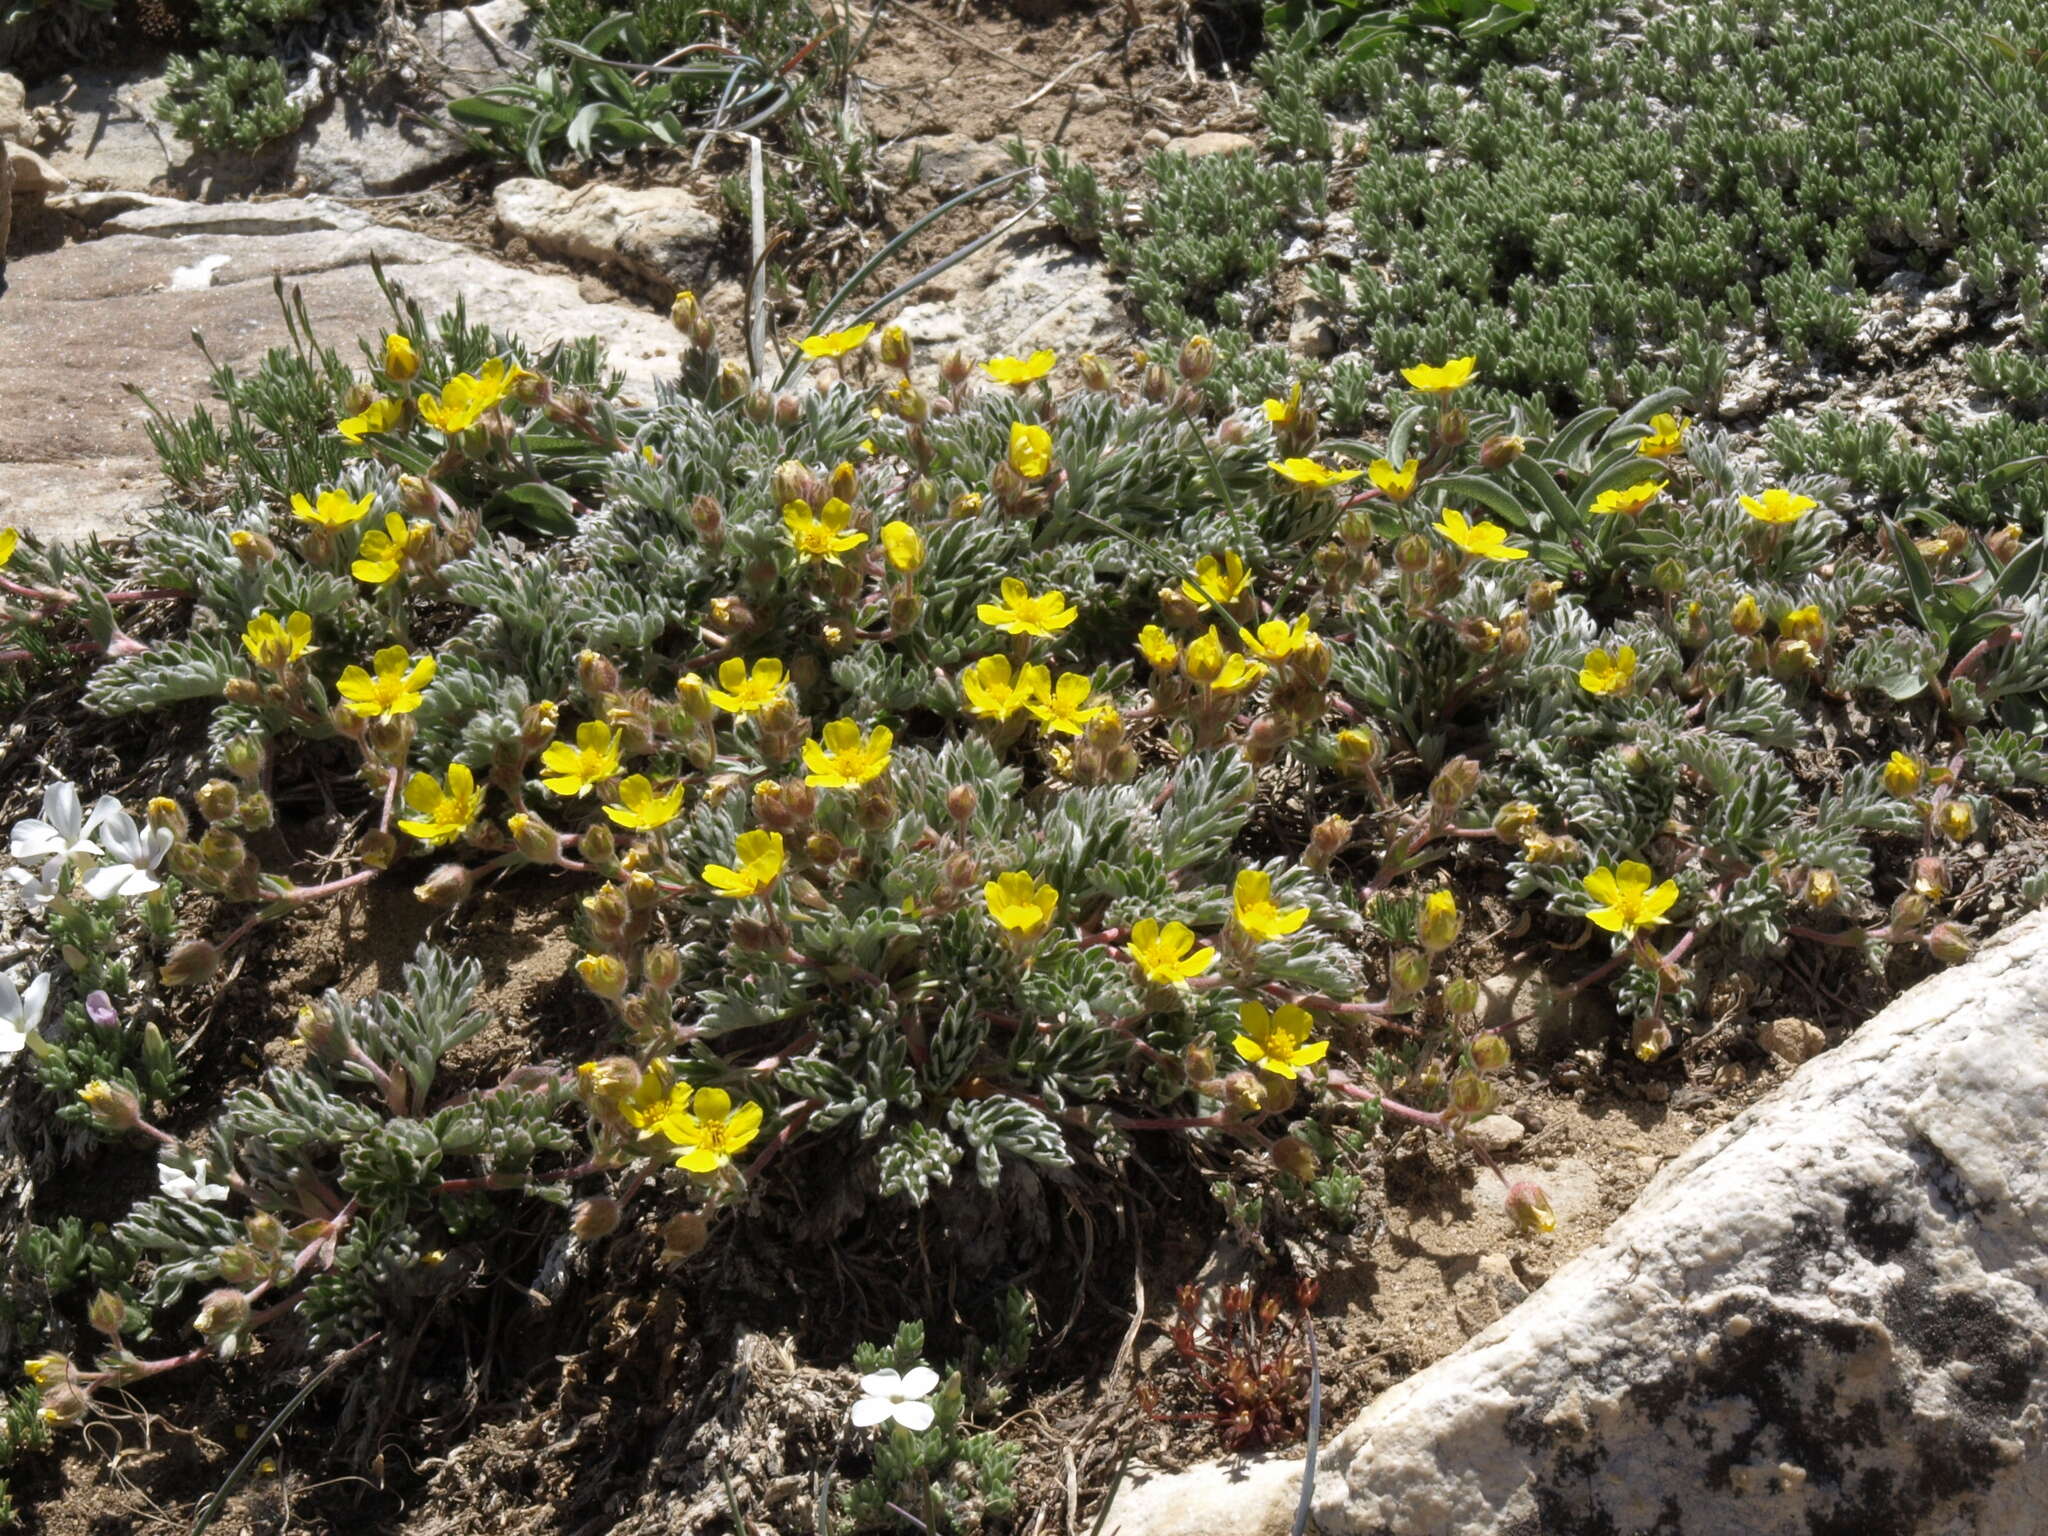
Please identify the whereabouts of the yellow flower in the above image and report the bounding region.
[396,763,482,847]
[658,1085,765,1173]
[418,358,529,435]
[1433,507,1528,562]
[977,578,1077,638]
[703,829,786,898]
[1582,860,1679,937]
[962,656,1046,722]
[539,720,622,797]
[984,870,1058,936]
[1262,382,1304,426]
[1578,644,1638,695]
[1739,488,1817,525]
[1269,457,1362,487]
[241,611,312,669]
[1637,413,1688,458]
[0,527,15,569]
[984,349,1056,386]
[337,397,405,443]
[290,486,375,529]
[1419,889,1461,951]
[603,774,686,830]
[1779,605,1825,646]
[1184,628,1266,694]
[708,657,788,714]
[880,520,927,574]
[1590,480,1667,517]
[1008,422,1053,479]
[1126,918,1215,986]
[1246,614,1314,662]
[335,645,436,718]
[1028,672,1107,735]
[1402,355,1478,393]
[1232,869,1308,942]
[803,719,894,788]
[1136,624,1180,671]
[1182,551,1252,607]
[351,512,430,585]
[1233,1001,1329,1079]
[783,498,868,565]
[1368,457,1420,500]
[384,333,419,381]
[1883,751,1923,799]
[798,322,876,359]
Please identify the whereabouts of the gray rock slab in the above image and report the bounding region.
[1098,911,2048,1536]
[0,213,681,542]
[493,175,724,294]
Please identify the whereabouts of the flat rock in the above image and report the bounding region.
[1099,911,2048,1535]
[493,176,723,294]
[1167,130,1257,157]
[877,132,1016,194]
[894,223,1124,366]
[1,70,26,142]
[1459,1113,1526,1154]
[7,141,63,195]
[29,68,206,195]
[0,208,680,541]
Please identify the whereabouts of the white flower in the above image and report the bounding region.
[158,1157,230,1204]
[851,1366,940,1431]
[82,805,173,901]
[2,856,65,913]
[10,781,119,864]
[0,971,53,1060]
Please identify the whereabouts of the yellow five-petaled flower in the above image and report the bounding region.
[784,498,868,565]
[703,829,785,899]
[708,657,788,714]
[418,358,529,435]
[603,774,685,830]
[799,322,875,359]
[1582,860,1679,937]
[962,655,1047,723]
[351,512,431,585]
[985,871,1058,936]
[539,720,622,797]
[1368,458,1420,500]
[880,521,926,574]
[803,719,894,788]
[984,350,1056,386]
[1136,625,1179,671]
[384,333,419,381]
[291,485,375,529]
[396,763,482,847]
[1590,480,1666,517]
[1269,457,1362,488]
[1126,918,1216,986]
[1578,644,1638,695]
[1234,1001,1329,1079]
[978,578,1077,639]
[1183,551,1252,606]
[336,645,436,718]
[1402,355,1477,393]
[1637,412,1688,459]
[1740,488,1817,525]
[241,610,313,670]
[1433,507,1529,562]
[1027,673,1108,736]
[1232,870,1309,943]
[1008,422,1053,479]
[659,1085,764,1173]
[337,398,404,444]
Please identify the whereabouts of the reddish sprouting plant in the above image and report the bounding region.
[1137,1275,1320,1450]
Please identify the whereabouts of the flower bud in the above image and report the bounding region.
[1491,800,1538,841]
[1220,1071,1266,1117]
[1478,433,1525,470]
[1505,1181,1556,1235]
[1925,922,1973,964]
[1890,891,1930,934]
[196,778,240,823]
[1391,947,1430,995]
[1525,577,1561,614]
[1650,557,1687,594]
[1730,593,1764,636]
[505,811,560,866]
[195,1288,251,1340]
[1936,799,1975,843]
[1304,815,1353,873]
[1270,1135,1319,1182]
[571,1196,622,1242]
[577,650,620,697]
[1257,1072,1297,1116]
[223,675,263,706]
[1470,1030,1510,1071]
[643,944,682,993]
[160,938,222,988]
[89,1289,129,1337]
[1457,618,1501,654]
[877,323,912,371]
[1393,532,1431,574]
[414,863,474,908]
[231,528,278,565]
[1911,856,1949,901]
[1428,756,1481,810]
[1177,334,1215,383]
[1987,523,2024,563]
[1448,1071,1496,1118]
[579,822,617,868]
[1335,727,1379,777]
[577,953,628,1000]
[1804,867,1839,909]
[1883,751,1923,799]
[659,1210,712,1263]
[1419,890,1463,953]
[1142,362,1171,402]
[359,829,398,870]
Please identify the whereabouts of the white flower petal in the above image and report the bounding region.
[10,819,61,860]
[83,795,124,837]
[0,1021,26,1060]
[890,1400,935,1432]
[19,973,49,1033]
[857,1369,903,1397]
[849,1397,893,1428]
[44,782,82,837]
[897,1365,939,1399]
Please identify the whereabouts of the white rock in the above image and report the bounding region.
[1100,913,2048,1536]
[893,223,1124,367]
[493,177,723,294]
[1459,1114,1525,1153]
[1167,130,1257,158]
[5,141,64,196]
[0,70,27,143]
[1099,1453,1302,1536]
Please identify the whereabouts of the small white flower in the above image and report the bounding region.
[851,1365,940,1431]
[0,971,53,1060]
[82,805,173,901]
[10,781,119,864]
[2,855,65,913]
[158,1157,230,1204]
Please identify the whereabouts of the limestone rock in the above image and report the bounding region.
[1459,1114,1526,1154]
[1099,1453,1301,1536]
[0,209,680,540]
[493,177,723,295]
[6,141,62,195]
[893,224,1124,367]
[877,132,1016,195]
[1168,130,1257,158]
[30,68,203,194]
[1,71,26,143]
[1316,910,2048,1535]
